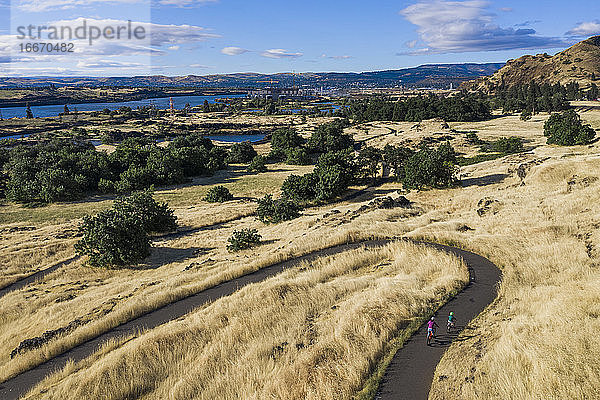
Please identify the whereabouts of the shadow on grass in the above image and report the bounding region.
[140,246,207,269]
[461,173,508,187]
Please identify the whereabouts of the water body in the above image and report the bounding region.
[0,94,246,119]
[2,133,266,144]
[206,134,265,143]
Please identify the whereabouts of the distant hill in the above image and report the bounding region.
[0,63,504,89]
[465,36,600,92]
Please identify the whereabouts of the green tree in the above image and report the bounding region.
[403,144,458,190]
[383,144,413,181]
[75,209,150,268]
[544,110,596,146]
[247,155,268,173]
[227,141,258,164]
[520,109,532,121]
[112,189,177,234]
[357,146,383,183]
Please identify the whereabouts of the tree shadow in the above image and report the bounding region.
[461,173,508,187]
[140,246,208,269]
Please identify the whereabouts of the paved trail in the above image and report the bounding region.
[0,240,500,400]
[376,242,501,400]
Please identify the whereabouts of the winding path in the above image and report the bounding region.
[376,242,501,400]
[0,239,501,400]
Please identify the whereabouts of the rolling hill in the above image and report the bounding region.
[466,36,600,92]
[0,63,504,89]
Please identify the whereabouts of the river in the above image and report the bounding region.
[0,94,247,119]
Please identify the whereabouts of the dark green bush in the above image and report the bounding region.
[285,147,311,165]
[227,228,262,252]
[247,155,268,173]
[227,141,258,163]
[403,143,458,190]
[281,173,318,202]
[75,209,150,268]
[256,194,302,224]
[112,189,177,234]
[204,185,234,203]
[271,128,304,152]
[491,137,524,154]
[544,110,596,146]
[307,120,354,153]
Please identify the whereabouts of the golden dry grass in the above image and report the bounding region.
[0,190,421,383]
[24,241,467,400]
[4,110,600,399]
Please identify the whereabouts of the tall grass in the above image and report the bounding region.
[24,241,467,399]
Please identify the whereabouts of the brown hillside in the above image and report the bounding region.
[466,36,600,92]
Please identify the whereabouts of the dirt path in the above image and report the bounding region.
[0,240,389,400]
[0,240,500,400]
[375,242,501,400]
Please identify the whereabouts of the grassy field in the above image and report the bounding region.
[2,110,600,399]
[24,241,467,400]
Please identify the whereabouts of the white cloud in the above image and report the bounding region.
[261,48,303,59]
[566,21,600,37]
[405,40,418,48]
[76,59,145,68]
[400,0,567,54]
[221,46,249,56]
[189,63,210,68]
[168,45,180,50]
[321,54,352,60]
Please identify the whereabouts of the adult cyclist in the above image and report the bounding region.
[447,312,456,332]
[427,317,438,346]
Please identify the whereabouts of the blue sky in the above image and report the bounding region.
[2,0,600,76]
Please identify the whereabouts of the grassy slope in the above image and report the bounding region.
[24,242,467,400]
[2,111,600,398]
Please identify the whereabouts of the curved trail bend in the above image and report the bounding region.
[376,242,501,400]
[0,240,501,400]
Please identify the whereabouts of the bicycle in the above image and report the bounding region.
[447,320,456,333]
[427,328,435,346]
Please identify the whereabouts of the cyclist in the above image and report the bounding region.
[447,312,456,332]
[427,317,438,345]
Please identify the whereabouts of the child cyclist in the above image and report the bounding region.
[447,311,456,332]
[427,317,438,345]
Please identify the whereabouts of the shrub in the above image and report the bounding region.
[271,128,304,152]
[256,194,302,224]
[403,143,458,190]
[112,189,177,233]
[281,173,318,202]
[465,132,483,145]
[204,185,234,203]
[247,155,268,173]
[227,228,261,252]
[75,209,150,268]
[285,147,311,165]
[383,144,413,181]
[520,109,532,121]
[492,137,524,154]
[227,141,258,163]
[544,110,596,146]
[307,120,354,153]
